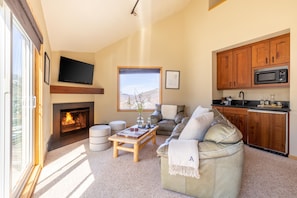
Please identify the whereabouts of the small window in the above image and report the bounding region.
[117,67,162,111]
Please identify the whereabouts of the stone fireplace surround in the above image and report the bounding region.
[49,102,94,151]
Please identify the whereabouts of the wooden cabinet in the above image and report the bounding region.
[247,110,288,154]
[222,107,247,143]
[217,50,233,89]
[217,46,251,89]
[216,33,290,91]
[233,47,252,88]
[252,34,290,67]
[213,106,224,114]
[213,106,247,143]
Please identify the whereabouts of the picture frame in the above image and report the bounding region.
[44,52,50,85]
[165,70,180,89]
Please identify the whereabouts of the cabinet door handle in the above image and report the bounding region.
[266,57,268,64]
[272,56,274,63]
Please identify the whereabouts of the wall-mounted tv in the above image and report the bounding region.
[58,56,94,85]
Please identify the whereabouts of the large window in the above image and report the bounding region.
[0,3,35,197]
[118,67,162,111]
[11,18,34,195]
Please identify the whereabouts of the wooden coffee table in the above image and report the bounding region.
[108,125,159,162]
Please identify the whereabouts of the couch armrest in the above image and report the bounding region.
[198,141,244,159]
[150,111,162,124]
[181,117,190,125]
[156,142,169,157]
[156,140,244,160]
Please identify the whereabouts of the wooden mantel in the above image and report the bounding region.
[50,85,104,94]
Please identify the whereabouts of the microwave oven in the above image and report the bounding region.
[254,66,288,85]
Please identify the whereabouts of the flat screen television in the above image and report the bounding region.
[58,56,94,85]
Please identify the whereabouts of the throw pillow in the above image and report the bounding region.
[161,105,178,120]
[179,112,214,141]
[174,112,184,124]
[191,105,209,118]
[204,123,243,143]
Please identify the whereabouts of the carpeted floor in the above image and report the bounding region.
[33,136,297,198]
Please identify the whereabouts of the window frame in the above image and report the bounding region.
[117,66,162,112]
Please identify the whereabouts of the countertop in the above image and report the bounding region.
[212,100,290,112]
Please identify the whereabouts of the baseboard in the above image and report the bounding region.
[20,165,42,198]
[288,154,297,160]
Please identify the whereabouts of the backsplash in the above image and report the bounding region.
[216,87,289,101]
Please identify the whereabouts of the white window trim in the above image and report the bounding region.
[0,3,12,198]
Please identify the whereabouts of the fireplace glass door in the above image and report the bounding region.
[60,108,89,135]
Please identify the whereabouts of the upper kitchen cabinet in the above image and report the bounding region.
[233,46,252,88]
[217,46,251,89]
[252,34,290,68]
[217,50,233,89]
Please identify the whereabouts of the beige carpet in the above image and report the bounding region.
[33,136,297,198]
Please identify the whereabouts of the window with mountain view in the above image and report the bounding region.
[118,67,162,111]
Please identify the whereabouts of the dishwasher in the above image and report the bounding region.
[247,109,288,155]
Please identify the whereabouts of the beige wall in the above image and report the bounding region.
[181,0,297,157]
[50,51,96,107]
[27,0,52,156]
[93,11,187,126]
[38,0,297,157]
[92,0,297,156]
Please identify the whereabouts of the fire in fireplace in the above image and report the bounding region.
[50,102,94,151]
[60,108,89,134]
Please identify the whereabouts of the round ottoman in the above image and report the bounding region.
[89,125,111,151]
[109,120,126,135]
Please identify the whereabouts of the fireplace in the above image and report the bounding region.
[49,102,94,151]
[60,108,88,134]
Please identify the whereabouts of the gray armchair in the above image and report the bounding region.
[150,104,187,136]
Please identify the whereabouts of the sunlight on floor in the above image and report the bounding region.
[34,144,94,197]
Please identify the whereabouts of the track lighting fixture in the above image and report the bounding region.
[131,0,139,16]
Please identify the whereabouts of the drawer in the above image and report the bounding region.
[223,107,247,115]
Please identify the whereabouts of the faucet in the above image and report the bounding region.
[239,91,245,106]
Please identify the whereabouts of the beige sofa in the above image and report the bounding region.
[157,107,244,198]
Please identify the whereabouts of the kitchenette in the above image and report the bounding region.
[212,33,290,156]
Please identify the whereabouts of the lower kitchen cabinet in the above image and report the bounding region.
[213,106,247,143]
[247,110,288,154]
[223,107,247,143]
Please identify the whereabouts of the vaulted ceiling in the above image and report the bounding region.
[41,0,191,53]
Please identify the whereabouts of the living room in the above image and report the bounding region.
[1,0,297,197]
[47,0,297,159]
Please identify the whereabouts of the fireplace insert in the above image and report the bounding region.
[60,108,89,135]
[50,102,94,151]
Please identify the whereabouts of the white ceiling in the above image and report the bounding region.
[41,0,191,53]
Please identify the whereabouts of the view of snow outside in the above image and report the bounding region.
[120,73,160,110]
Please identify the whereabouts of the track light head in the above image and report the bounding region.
[131,0,139,16]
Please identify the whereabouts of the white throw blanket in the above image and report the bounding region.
[168,139,200,179]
